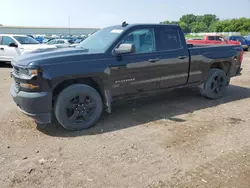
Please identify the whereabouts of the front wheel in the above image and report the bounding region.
[54,84,103,131]
[200,68,229,99]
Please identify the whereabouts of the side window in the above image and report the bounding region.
[2,36,16,46]
[208,36,215,40]
[47,40,56,44]
[68,40,73,44]
[58,40,64,44]
[158,28,182,51]
[120,29,155,53]
[215,36,224,41]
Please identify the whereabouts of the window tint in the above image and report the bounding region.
[158,28,182,51]
[47,40,56,44]
[57,40,65,44]
[120,29,155,53]
[13,36,39,44]
[2,36,16,46]
[215,36,224,41]
[68,39,73,44]
[208,36,215,40]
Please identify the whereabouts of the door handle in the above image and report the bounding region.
[148,58,160,63]
[178,56,188,60]
[0,47,4,50]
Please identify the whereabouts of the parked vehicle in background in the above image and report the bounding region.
[187,35,241,46]
[0,34,57,63]
[10,23,243,131]
[46,39,74,48]
[244,35,250,45]
[34,36,44,43]
[43,38,52,44]
[227,36,249,51]
[69,38,85,47]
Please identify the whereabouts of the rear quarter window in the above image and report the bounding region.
[157,28,182,51]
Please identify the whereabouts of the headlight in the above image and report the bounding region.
[13,66,41,78]
[28,69,39,76]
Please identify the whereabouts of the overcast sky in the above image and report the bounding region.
[1,0,250,28]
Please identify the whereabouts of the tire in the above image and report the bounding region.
[200,68,228,99]
[54,84,103,131]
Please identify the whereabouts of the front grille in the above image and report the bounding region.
[14,79,21,93]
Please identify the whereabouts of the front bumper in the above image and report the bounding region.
[10,83,52,124]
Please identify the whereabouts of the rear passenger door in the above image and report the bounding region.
[155,26,189,88]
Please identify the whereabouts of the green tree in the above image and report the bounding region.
[201,14,219,28]
[191,22,208,33]
[161,15,250,34]
[179,22,190,33]
[180,14,197,27]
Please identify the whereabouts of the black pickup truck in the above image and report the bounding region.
[10,23,243,131]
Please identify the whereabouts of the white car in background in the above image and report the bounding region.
[46,39,74,48]
[0,34,57,63]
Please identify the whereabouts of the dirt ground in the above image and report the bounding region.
[0,53,250,188]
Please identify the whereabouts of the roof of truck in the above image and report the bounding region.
[105,23,180,30]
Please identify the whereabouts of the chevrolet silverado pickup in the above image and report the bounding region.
[10,23,243,131]
[187,35,241,46]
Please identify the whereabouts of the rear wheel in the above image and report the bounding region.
[54,84,103,131]
[200,68,228,99]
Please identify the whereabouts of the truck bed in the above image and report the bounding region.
[187,44,243,83]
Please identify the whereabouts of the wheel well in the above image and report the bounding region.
[210,62,231,75]
[52,77,104,105]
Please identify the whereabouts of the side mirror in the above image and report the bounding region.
[9,43,18,48]
[114,44,135,55]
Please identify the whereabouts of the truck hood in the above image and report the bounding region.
[13,48,98,67]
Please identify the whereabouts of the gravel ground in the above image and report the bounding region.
[0,53,250,188]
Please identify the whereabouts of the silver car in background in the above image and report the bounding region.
[47,39,74,48]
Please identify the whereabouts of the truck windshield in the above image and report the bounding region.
[14,36,40,44]
[78,27,123,53]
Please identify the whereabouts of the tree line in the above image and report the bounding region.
[161,14,250,35]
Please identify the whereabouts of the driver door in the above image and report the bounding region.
[110,28,162,96]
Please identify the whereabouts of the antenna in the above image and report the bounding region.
[122,21,128,27]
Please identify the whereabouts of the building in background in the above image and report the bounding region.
[0,25,99,36]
